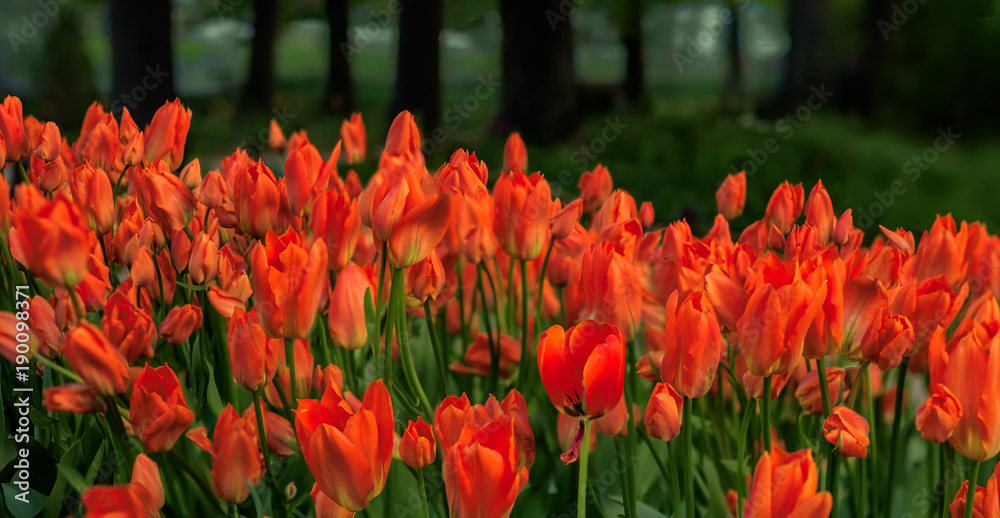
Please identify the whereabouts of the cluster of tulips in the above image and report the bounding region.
[0,93,999,518]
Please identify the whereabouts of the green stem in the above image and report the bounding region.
[577,419,592,518]
[416,468,431,518]
[762,376,772,452]
[815,357,834,418]
[588,478,608,518]
[845,361,870,410]
[105,400,133,480]
[16,161,30,185]
[622,343,639,518]
[683,398,695,518]
[423,300,449,394]
[517,259,531,389]
[284,337,297,404]
[964,461,981,518]
[375,242,388,359]
[829,453,840,518]
[886,357,908,518]
[231,503,239,518]
[476,264,499,395]
[392,268,433,417]
[456,259,471,346]
[35,356,83,383]
[864,365,879,517]
[939,443,950,518]
[252,390,286,515]
[736,398,758,518]
[639,432,674,503]
[614,438,635,518]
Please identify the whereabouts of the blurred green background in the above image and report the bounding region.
[1,0,999,236]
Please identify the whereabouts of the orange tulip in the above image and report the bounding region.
[63,322,130,396]
[503,131,527,172]
[892,276,969,354]
[268,118,287,151]
[285,139,324,217]
[493,169,553,261]
[187,404,265,504]
[537,320,625,419]
[102,290,157,364]
[928,324,1000,461]
[741,445,832,517]
[234,159,281,238]
[81,454,164,518]
[639,201,655,229]
[579,164,613,213]
[948,462,999,518]
[550,198,583,240]
[857,309,914,370]
[804,180,836,244]
[130,363,194,453]
[341,113,366,164]
[916,383,963,443]
[405,249,445,303]
[764,181,805,234]
[133,160,197,230]
[658,290,724,398]
[794,368,848,415]
[645,382,684,441]
[399,417,436,469]
[310,188,361,271]
[158,302,202,345]
[387,190,454,269]
[69,162,115,236]
[251,228,328,339]
[823,406,870,458]
[578,240,644,342]
[716,171,746,220]
[144,99,191,171]
[8,188,93,288]
[79,112,118,172]
[450,331,521,379]
[312,483,357,518]
[43,384,103,413]
[434,394,471,452]
[227,307,284,392]
[32,121,61,161]
[328,263,378,350]
[295,380,394,512]
[0,95,29,162]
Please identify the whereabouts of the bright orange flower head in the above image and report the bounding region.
[251,228,328,339]
[158,302,202,345]
[494,169,553,261]
[63,322,130,397]
[406,249,445,303]
[857,308,914,370]
[187,404,265,504]
[69,162,115,236]
[32,121,61,161]
[503,131,527,172]
[341,113,367,164]
[43,384,103,414]
[0,95,29,162]
[144,99,192,171]
[801,249,846,358]
[386,189,454,269]
[794,368,848,415]
[658,290,724,398]
[328,263,377,351]
[399,417,436,469]
[234,158,281,238]
[948,463,999,518]
[928,324,1000,462]
[268,118,287,151]
[294,380,394,512]
[644,382,684,441]
[310,188,361,271]
[891,275,969,355]
[130,363,195,453]
[8,187,93,289]
[102,290,157,364]
[285,139,324,217]
[134,160,197,230]
[914,214,966,287]
[537,320,626,419]
[227,307,284,392]
[764,181,805,235]
[579,241,643,342]
[916,383,963,443]
[434,394,471,452]
[188,232,220,285]
[716,171,746,220]
[804,180,836,244]
[741,445,832,518]
[579,164,613,213]
[81,454,164,518]
[550,198,583,240]
[823,406,870,458]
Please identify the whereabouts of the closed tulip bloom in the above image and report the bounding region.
[329,263,377,350]
[738,276,825,377]
[32,121,61,161]
[579,241,644,342]
[928,325,1000,461]
[916,383,963,443]
[285,140,323,217]
[187,405,265,504]
[310,188,360,271]
[188,233,220,284]
[69,162,115,235]
[399,417,436,469]
[144,99,191,171]
[131,248,157,288]
[823,406,870,458]
[578,164,613,213]
[857,309,914,370]
[716,171,746,220]
[406,249,445,303]
[645,382,684,441]
[494,169,553,261]
[227,307,284,392]
[295,380,394,512]
[134,160,197,230]
[804,180,836,243]
[443,414,530,518]
[63,322,130,396]
[948,463,999,518]
[130,363,195,453]
[764,181,805,234]
[795,368,848,415]
[80,113,118,172]
[537,320,626,419]
[0,96,29,162]
[158,302,202,345]
[550,198,583,240]
[892,276,969,354]
[81,454,164,518]
[435,394,471,452]
[658,291,724,398]
[503,131,527,171]
[387,190,454,269]
[234,159,281,238]
[102,290,157,364]
[742,445,832,518]
[341,113,366,164]
[8,188,92,288]
[43,384,103,413]
[251,228,328,339]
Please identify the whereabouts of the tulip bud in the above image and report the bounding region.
[915,383,962,443]
[715,171,746,220]
[644,383,683,441]
[32,121,61,161]
[399,417,436,469]
[639,201,655,229]
[823,406,870,458]
[269,119,287,151]
[63,322,130,397]
[550,198,582,240]
[340,113,366,164]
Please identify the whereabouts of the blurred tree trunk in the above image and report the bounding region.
[721,0,744,113]
[622,0,645,103]
[390,0,442,133]
[244,0,278,107]
[761,0,831,116]
[499,0,577,142]
[325,0,354,113]
[842,0,892,118]
[110,0,175,126]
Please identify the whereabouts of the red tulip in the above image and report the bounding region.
[8,187,93,288]
[578,241,644,342]
[434,394,471,452]
[144,99,192,171]
[645,382,684,441]
[399,417,436,469]
[102,290,157,364]
[251,228,328,339]
[494,169,553,261]
[823,406,870,458]
[916,383,963,443]
[63,322,130,397]
[81,454,164,518]
[130,363,194,453]
[43,384,103,414]
[158,302,202,345]
[187,405,265,503]
[233,159,281,238]
[947,462,999,518]
[741,445,832,517]
[716,171,746,220]
[503,131,527,172]
[857,309,914,370]
[310,188,361,271]
[341,113,366,164]
[579,164,613,213]
[227,307,284,392]
[328,263,378,350]
[764,181,805,234]
[794,368,848,415]
[133,160,197,230]
[537,319,625,419]
[658,290,724,398]
[285,139,324,217]
[0,95,29,162]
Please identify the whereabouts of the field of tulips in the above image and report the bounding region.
[1,93,999,518]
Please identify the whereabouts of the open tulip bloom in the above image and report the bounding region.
[5,95,1000,518]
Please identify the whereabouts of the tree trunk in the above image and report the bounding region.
[622,0,645,103]
[390,0,442,133]
[498,0,577,142]
[109,0,176,126]
[325,0,354,113]
[244,0,278,108]
[721,0,744,113]
[760,0,830,116]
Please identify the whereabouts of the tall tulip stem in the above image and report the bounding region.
[251,391,274,474]
[423,300,449,394]
[762,376,772,452]
[964,461,981,518]
[886,356,909,518]
[416,468,431,518]
[476,264,500,394]
[736,397,758,518]
[392,267,434,417]
[534,240,554,333]
[284,337,297,404]
[829,452,840,518]
[683,398,695,518]
[577,419,592,518]
[815,357,834,418]
[517,259,531,388]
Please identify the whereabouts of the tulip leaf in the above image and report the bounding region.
[82,444,106,486]
[364,287,378,355]
[54,462,87,495]
[635,500,670,518]
[2,485,46,518]
[246,481,266,518]
[26,409,56,430]
[176,281,210,291]
[40,439,82,518]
